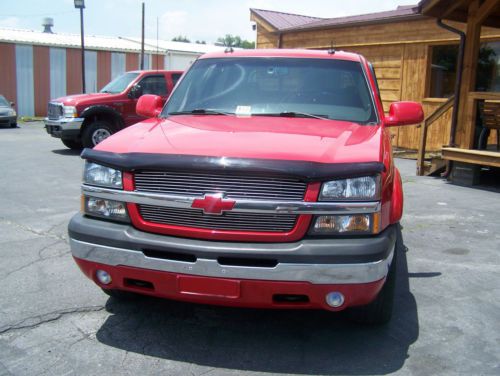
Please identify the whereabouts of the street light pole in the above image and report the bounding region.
[74,0,86,93]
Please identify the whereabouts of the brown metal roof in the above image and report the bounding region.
[418,0,500,28]
[250,8,323,30]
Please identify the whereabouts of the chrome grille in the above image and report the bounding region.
[47,102,63,120]
[134,170,307,200]
[139,205,297,232]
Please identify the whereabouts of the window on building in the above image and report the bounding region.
[429,41,500,98]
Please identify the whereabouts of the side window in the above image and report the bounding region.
[171,73,182,87]
[139,75,168,96]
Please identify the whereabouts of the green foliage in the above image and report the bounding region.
[216,34,255,49]
[172,35,191,43]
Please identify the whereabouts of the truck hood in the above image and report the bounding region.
[52,92,119,106]
[96,115,383,164]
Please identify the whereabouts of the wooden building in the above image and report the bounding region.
[250,4,500,160]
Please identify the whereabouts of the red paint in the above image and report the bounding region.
[390,167,404,223]
[385,101,425,127]
[0,43,17,105]
[135,94,163,118]
[74,257,385,311]
[191,194,236,215]
[124,176,320,242]
[201,49,362,62]
[33,46,50,117]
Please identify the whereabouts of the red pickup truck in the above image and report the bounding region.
[44,70,183,149]
[69,49,423,324]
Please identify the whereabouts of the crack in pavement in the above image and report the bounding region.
[0,240,69,282]
[0,217,68,242]
[0,306,105,335]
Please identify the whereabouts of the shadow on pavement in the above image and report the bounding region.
[96,236,419,375]
[51,148,82,156]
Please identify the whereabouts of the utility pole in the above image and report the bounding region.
[74,0,86,93]
[140,2,145,70]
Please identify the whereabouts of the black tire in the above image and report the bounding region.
[82,120,115,148]
[10,122,17,128]
[347,224,401,325]
[61,139,83,150]
[101,288,139,300]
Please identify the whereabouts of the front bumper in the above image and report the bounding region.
[0,115,16,126]
[69,214,397,310]
[44,117,84,139]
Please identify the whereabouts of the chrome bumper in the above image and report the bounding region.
[44,117,84,137]
[70,237,394,284]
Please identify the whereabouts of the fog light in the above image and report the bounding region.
[325,292,344,308]
[96,269,112,285]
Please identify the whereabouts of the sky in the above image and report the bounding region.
[0,0,418,44]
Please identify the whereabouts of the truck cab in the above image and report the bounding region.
[69,49,423,325]
[44,70,183,149]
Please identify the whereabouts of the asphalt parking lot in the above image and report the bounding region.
[0,121,499,376]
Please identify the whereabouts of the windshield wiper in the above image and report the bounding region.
[254,111,329,120]
[168,109,233,116]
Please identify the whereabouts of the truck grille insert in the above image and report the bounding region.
[134,170,307,201]
[138,205,298,232]
[47,102,63,120]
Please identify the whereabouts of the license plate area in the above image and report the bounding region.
[177,275,241,298]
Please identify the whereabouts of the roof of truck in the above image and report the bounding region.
[200,49,362,62]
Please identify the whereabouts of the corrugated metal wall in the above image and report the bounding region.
[165,52,197,70]
[33,46,50,116]
[15,44,34,116]
[97,51,111,91]
[85,50,97,93]
[50,48,66,100]
[0,43,17,106]
[111,52,125,79]
[138,53,151,70]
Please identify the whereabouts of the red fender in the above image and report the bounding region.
[390,167,404,223]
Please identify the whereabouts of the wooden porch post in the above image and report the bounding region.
[456,0,481,149]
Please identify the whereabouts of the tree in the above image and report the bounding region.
[195,40,206,44]
[216,34,254,49]
[172,35,190,43]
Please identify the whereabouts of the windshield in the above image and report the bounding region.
[0,95,8,106]
[100,72,140,94]
[163,57,377,124]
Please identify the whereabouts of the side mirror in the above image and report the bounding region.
[10,102,15,107]
[385,101,424,127]
[128,84,143,99]
[136,94,163,118]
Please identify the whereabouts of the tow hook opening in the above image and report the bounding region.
[273,294,310,304]
[124,278,154,290]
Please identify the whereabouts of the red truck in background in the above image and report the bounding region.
[44,70,183,149]
[69,49,423,325]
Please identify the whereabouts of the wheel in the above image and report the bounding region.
[10,122,17,128]
[101,288,139,300]
[82,120,114,148]
[61,139,83,150]
[347,224,401,325]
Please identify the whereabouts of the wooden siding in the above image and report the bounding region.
[66,48,83,95]
[0,43,17,105]
[97,51,111,90]
[33,46,50,117]
[254,15,500,151]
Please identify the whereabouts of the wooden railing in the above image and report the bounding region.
[416,96,455,176]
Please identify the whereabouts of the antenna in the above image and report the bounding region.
[156,16,159,71]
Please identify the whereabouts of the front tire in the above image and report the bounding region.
[347,224,401,325]
[82,121,114,148]
[61,139,83,150]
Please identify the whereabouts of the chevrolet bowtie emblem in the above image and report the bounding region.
[191,194,236,215]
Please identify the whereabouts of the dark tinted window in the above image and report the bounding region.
[171,73,182,86]
[139,75,168,96]
[164,57,377,124]
[100,72,139,94]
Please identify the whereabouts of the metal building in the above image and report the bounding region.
[0,27,226,116]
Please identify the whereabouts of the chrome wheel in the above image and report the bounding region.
[91,128,111,145]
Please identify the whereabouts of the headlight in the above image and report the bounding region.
[63,105,77,118]
[83,196,129,222]
[83,162,123,189]
[8,109,16,116]
[319,176,379,201]
[309,213,380,235]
